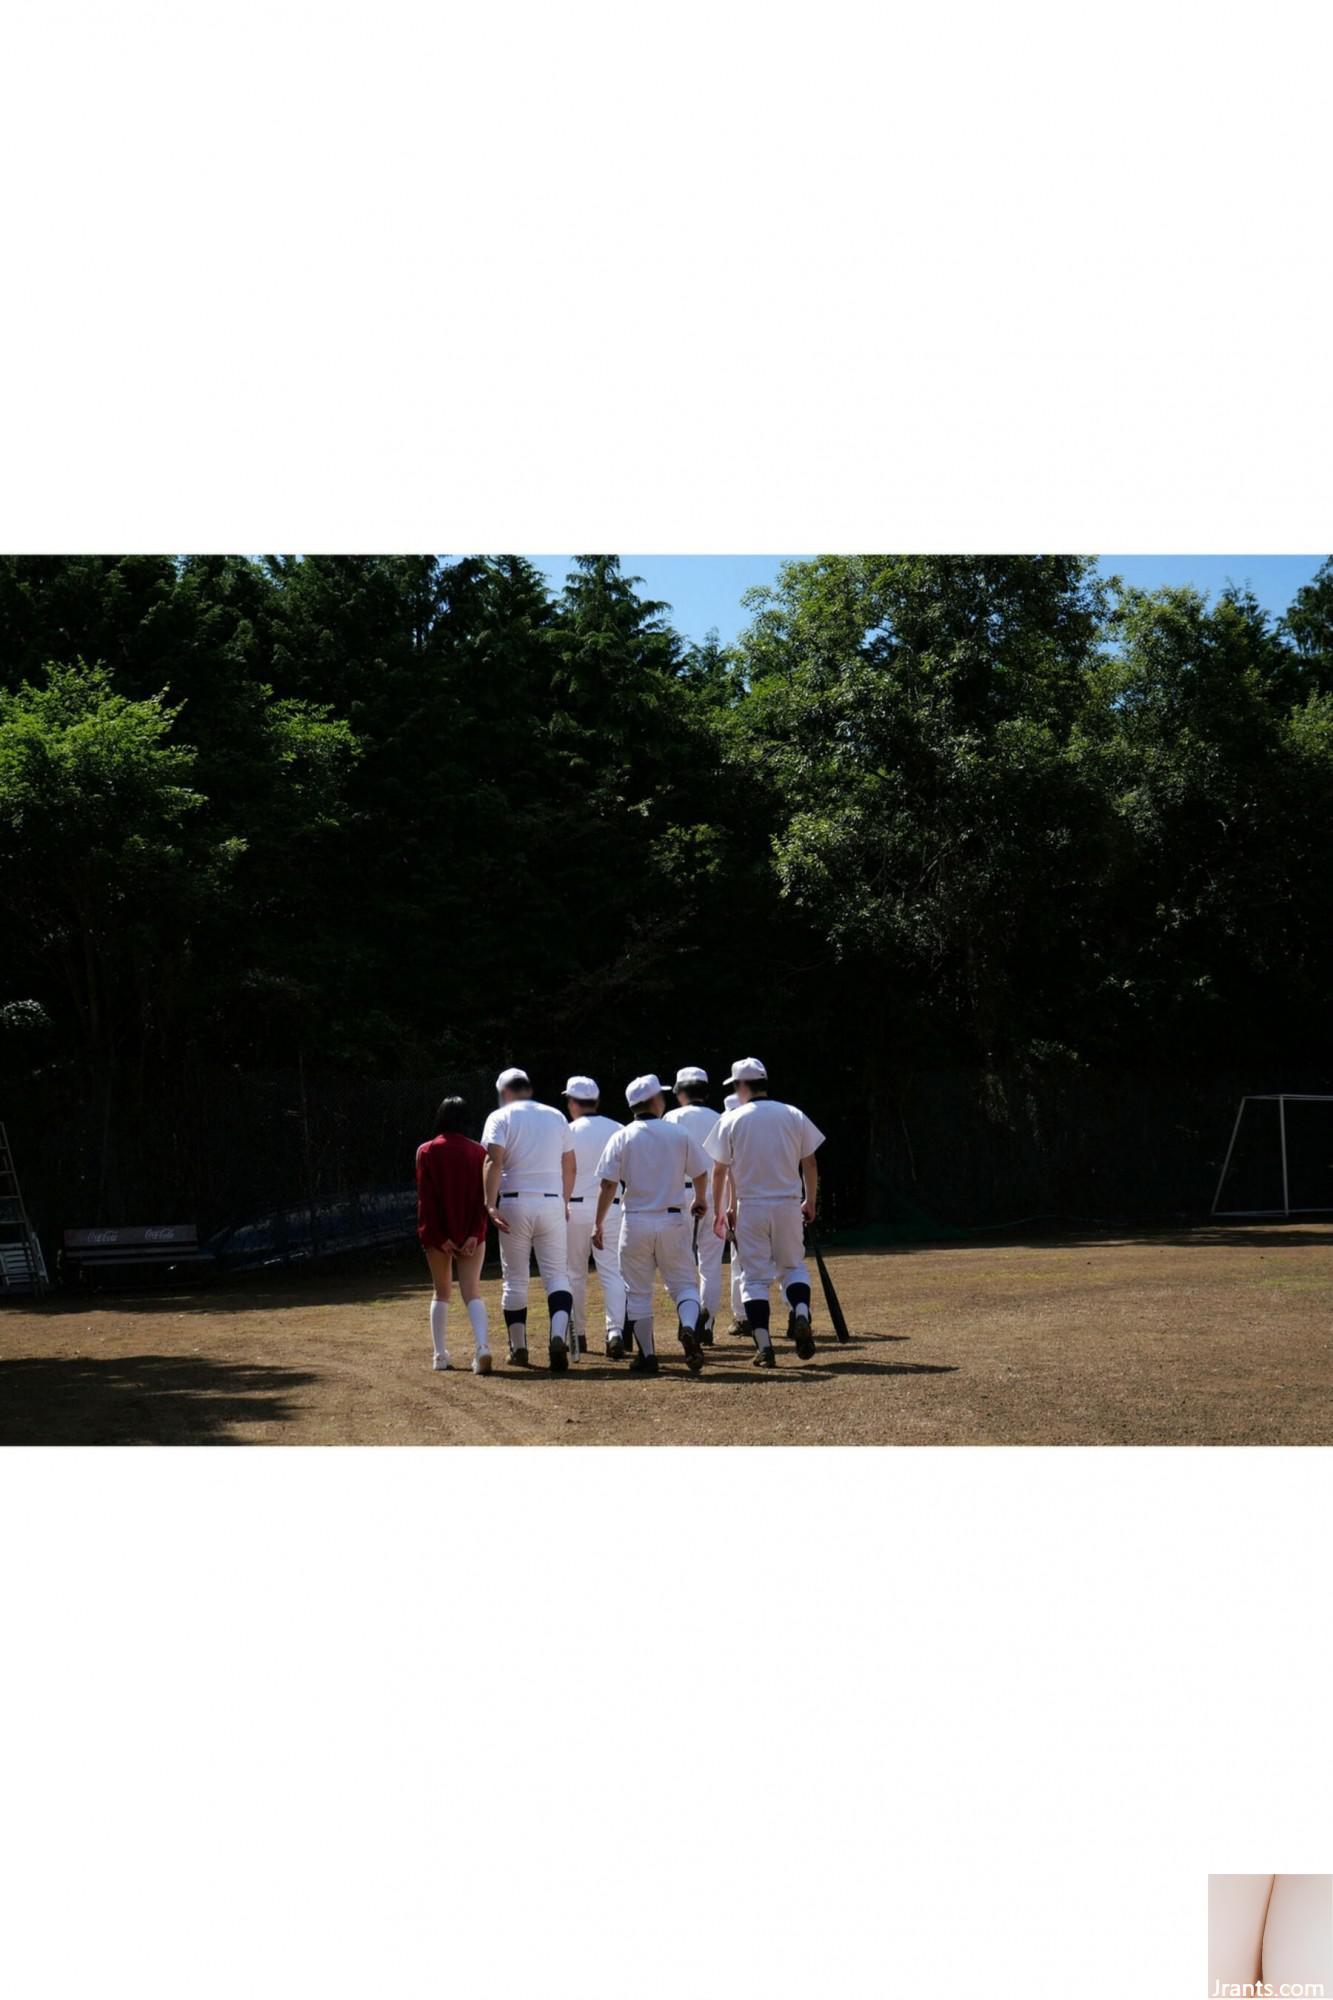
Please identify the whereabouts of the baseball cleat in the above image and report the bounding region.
[728,1321,751,1338]
[678,1325,705,1374]
[752,1345,776,1368]
[432,1353,450,1371]
[548,1336,570,1373]
[606,1335,626,1359]
[697,1312,714,1346]
[472,1352,492,1375]
[508,1346,529,1367]
[628,1351,660,1376]
[792,1314,816,1361]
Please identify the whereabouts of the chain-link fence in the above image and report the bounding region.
[5,1061,1331,1273]
[2,1067,494,1253]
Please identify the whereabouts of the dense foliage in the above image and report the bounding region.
[2,552,1332,1216]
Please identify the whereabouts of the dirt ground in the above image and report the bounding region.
[2,1222,1331,1445]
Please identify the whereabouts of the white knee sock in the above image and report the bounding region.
[636,1319,655,1356]
[430,1300,449,1362]
[467,1296,489,1354]
[550,1306,570,1344]
[678,1299,700,1333]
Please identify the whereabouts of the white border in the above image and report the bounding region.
[3,3,1331,551]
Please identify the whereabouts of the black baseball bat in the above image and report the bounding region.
[809,1228,850,1343]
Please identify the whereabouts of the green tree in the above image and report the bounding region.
[1073,582,1333,1061]
[731,555,1111,1065]
[0,661,236,1202]
[1278,555,1333,694]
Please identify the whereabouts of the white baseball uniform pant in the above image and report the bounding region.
[735,1196,809,1301]
[567,1199,625,1344]
[663,1199,724,1318]
[496,1193,569,1311]
[729,1235,746,1320]
[619,1208,698,1353]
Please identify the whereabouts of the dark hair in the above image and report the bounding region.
[741,1081,769,1097]
[631,1104,660,1120]
[434,1095,469,1134]
[677,1083,711,1103]
[570,1096,598,1113]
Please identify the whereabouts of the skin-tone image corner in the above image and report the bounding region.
[1209,1875,1333,1996]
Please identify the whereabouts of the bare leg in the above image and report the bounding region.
[423,1245,455,1367]
[1262,1875,1332,1991]
[454,1243,490,1368]
[424,1244,455,1301]
[1209,1875,1273,1992]
[455,1244,484,1303]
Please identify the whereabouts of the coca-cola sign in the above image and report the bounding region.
[64,1225,197,1250]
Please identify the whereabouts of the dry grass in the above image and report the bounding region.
[2,1222,1331,1445]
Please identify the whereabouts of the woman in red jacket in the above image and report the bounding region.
[415,1097,491,1374]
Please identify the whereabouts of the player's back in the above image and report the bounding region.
[483,1098,571,1192]
[719,1099,815,1200]
[665,1102,719,1187]
[665,1103,720,1142]
[568,1113,622,1199]
[617,1118,695,1210]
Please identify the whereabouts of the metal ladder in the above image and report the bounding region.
[0,1121,47,1296]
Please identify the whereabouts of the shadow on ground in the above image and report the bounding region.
[23,1271,425,1317]
[671,1359,959,1386]
[0,1354,317,1445]
[483,1350,957,1387]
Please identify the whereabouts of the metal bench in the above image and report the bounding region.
[62,1224,215,1283]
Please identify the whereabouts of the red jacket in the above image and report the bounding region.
[415,1133,489,1252]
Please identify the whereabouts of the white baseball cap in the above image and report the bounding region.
[626,1073,665,1107]
[724,1093,739,1112]
[724,1056,767,1085]
[673,1065,709,1089]
[564,1074,599,1100]
[495,1066,530,1093]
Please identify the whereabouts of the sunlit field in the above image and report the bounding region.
[3,1224,1331,1446]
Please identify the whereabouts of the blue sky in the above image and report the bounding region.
[531,554,1327,649]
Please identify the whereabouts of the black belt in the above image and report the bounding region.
[569,1196,619,1204]
[499,1191,560,1199]
[668,1206,681,1214]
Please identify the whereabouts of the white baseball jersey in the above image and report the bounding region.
[595,1117,711,1211]
[704,1099,825,1199]
[567,1113,623,1200]
[481,1098,573,1193]
[664,1103,720,1182]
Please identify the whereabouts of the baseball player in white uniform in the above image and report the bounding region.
[663,1065,725,1343]
[562,1075,628,1357]
[592,1074,711,1375]
[482,1067,577,1371]
[706,1056,825,1366]
[722,1090,749,1331]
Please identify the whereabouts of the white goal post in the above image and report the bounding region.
[1211,1093,1333,1217]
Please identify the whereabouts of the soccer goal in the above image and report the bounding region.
[1211,1094,1333,1217]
